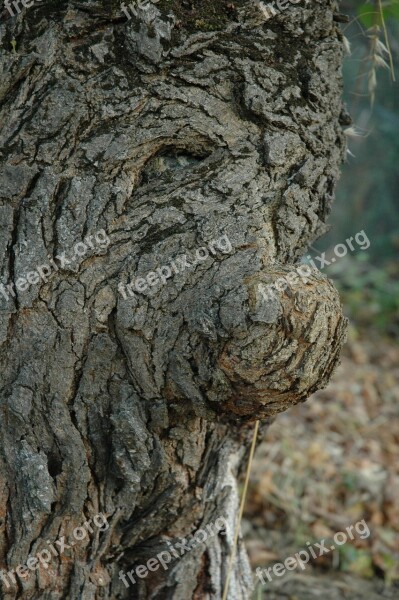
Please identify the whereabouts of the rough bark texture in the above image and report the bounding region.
[0,1,347,598]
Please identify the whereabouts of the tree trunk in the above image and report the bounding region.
[0,1,347,598]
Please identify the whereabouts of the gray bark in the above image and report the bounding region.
[0,0,347,598]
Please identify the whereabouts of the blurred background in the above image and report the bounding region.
[245,1,399,598]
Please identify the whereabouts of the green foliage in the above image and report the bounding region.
[358,0,399,28]
[338,544,374,578]
[327,254,399,337]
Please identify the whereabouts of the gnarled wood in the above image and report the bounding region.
[0,1,347,598]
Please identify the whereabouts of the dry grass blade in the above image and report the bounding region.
[222,420,260,600]
[377,0,395,81]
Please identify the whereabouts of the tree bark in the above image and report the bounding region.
[0,1,347,598]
